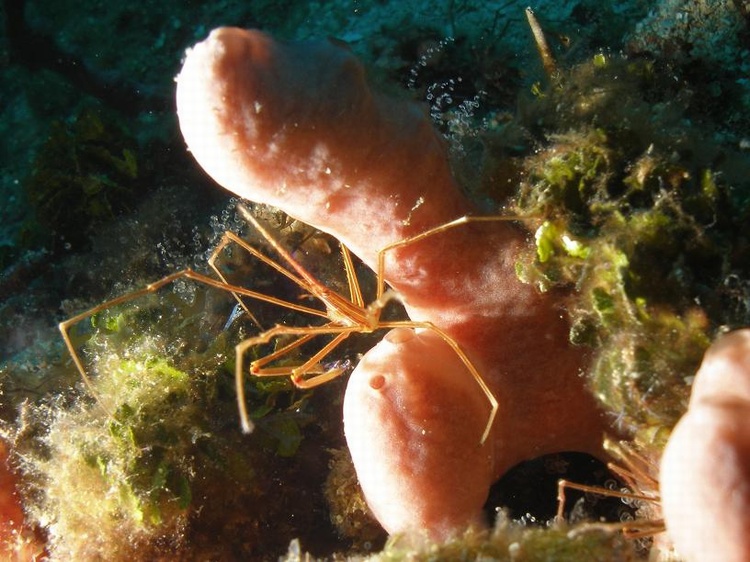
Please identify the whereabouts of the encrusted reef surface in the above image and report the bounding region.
[1,0,749,560]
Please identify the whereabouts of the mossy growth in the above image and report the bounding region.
[500,54,750,445]
[325,447,385,550]
[23,106,141,253]
[26,354,203,559]
[15,271,337,560]
[281,514,641,562]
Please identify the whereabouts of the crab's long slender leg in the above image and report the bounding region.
[605,440,661,494]
[234,325,362,433]
[287,331,355,386]
[58,270,209,411]
[236,205,332,293]
[557,477,665,538]
[208,230,310,291]
[340,244,365,308]
[556,438,664,539]
[371,318,499,445]
[555,479,660,522]
[207,232,264,330]
[245,332,320,373]
[375,215,520,302]
[245,330,354,384]
[207,217,328,330]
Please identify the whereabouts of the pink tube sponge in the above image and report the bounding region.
[176,27,606,539]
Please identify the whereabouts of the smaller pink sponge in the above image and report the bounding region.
[0,440,37,557]
[661,330,750,562]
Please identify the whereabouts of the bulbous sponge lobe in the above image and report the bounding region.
[343,328,493,537]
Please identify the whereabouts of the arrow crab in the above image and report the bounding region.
[59,204,503,442]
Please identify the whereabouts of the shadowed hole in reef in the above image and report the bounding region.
[484,452,637,526]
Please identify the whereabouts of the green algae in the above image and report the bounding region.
[24,107,141,253]
[281,515,642,562]
[16,306,241,557]
[8,259,345,559]
[503,53,750,445]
